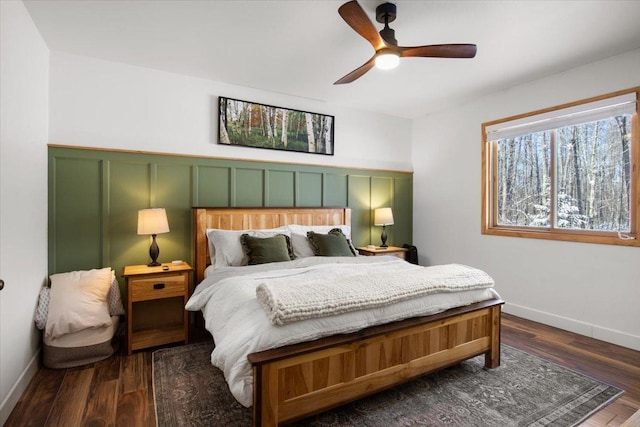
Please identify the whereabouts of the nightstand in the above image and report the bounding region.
[357,246,408,260]
[123,262,192,355]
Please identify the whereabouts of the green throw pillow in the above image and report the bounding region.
[306,228,356,257]
[240,234,294,265]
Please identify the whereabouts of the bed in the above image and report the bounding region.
[190,207,504,426]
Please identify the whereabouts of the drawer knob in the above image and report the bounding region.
[153,283,166,290]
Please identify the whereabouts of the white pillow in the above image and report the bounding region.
[34,271,124,330]
[206,227,290,267]
[287,224,355,258]
[45,268,113,339]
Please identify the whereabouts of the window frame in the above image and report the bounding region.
[482,87,640,247]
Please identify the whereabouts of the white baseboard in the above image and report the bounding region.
[504,302,640,351]
[0,348,41,426]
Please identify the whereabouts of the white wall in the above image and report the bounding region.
[0,1,50,424]
[413,49,640,351]
[49,52,413,172]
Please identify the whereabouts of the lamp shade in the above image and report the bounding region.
[137,208,170,235]
[374,207,394,226]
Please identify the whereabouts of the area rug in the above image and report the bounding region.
[152,341,622,427]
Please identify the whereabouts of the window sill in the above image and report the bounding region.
[481,226,639,247]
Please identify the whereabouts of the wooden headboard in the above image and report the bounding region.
[192,207,352,283]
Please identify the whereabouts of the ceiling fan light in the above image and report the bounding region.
[375,51,400,70]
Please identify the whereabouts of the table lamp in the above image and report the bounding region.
[137,208,170,266]
[374,207,394,248]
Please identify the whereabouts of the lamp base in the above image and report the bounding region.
[380,225,388,248]
[148,234,161,267]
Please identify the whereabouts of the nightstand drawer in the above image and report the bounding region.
[130,274,187,301]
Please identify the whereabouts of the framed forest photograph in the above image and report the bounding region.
[218,97,334,155]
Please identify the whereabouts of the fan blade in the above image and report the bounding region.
[338,0,386,51]
[334,56,376,85]
[400,44,477,59]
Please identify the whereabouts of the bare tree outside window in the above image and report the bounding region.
[495,116,631,232]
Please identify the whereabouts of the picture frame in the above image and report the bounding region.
[218,97,334,155]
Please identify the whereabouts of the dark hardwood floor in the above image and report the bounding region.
[5,314,640,426]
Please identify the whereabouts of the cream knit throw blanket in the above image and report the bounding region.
[256,261,494,325]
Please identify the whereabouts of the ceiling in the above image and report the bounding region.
[23,0,640,119]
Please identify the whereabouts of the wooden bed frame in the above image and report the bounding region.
[192,207,504,427]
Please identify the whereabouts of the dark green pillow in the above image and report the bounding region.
[240,234,294,265]
[306,228,356,257]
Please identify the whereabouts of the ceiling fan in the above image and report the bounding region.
[334,0,477,84]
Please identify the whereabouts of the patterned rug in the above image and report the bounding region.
[153,341,622,427]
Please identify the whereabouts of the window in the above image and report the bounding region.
[482,88,639,246]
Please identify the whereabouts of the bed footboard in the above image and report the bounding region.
[249,298,503,426]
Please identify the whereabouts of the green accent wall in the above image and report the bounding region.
[48,147,413,284]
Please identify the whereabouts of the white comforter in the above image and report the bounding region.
[185,256,500,407]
